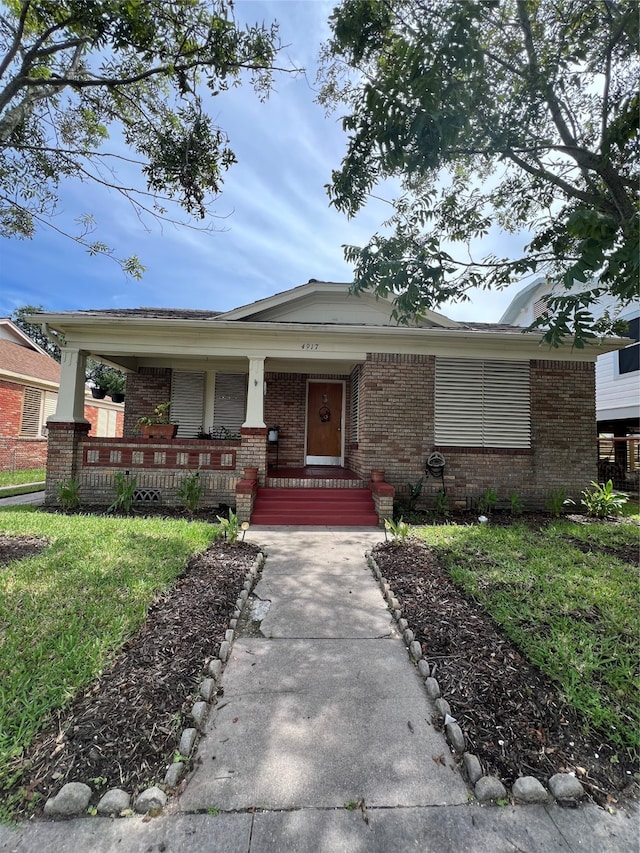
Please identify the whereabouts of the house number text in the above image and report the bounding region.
[301,343,319,350]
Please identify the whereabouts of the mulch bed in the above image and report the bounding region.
[2,534,258,817]
[372,536,639,809]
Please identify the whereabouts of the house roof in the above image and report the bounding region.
[26,279,629,374]
[0,338,61,384]
[57,307,223,320]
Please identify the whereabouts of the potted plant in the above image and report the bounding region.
[136,401,178,439]
[106,371,126,403]
[87,360,125,401]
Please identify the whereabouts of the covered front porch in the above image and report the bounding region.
[45,348,393,526]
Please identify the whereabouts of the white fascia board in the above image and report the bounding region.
[39,315,628,364]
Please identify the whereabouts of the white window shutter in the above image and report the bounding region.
[213,374,247,434]
[435,359,530,448]
[350,366,360,442]
[171,372,205,438]
[20,387,42,436]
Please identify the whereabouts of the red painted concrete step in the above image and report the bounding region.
[250,487,380,526]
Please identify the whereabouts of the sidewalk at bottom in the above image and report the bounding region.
[0,802,637,852]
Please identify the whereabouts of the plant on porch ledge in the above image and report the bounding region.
[136,402,178,439]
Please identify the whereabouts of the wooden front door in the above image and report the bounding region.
[306,381,344,465]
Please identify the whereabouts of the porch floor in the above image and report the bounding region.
[265,466,366,490]
[267,466,359,480]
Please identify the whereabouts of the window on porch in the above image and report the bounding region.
[170,371,247,438]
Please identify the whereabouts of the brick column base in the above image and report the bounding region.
[236,479,258,523]
[239,428,268,485]
[371,481,395,528]
[45,422,91,505]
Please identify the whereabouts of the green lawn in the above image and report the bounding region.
[0,469,45,495]
[0,506,219,812]
[415,518,640,760]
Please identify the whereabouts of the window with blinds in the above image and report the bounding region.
[214,374,247,434]
[350,366,360,442]
[435,359,530,448]
[20,387,58,436]
[171,372,205,438]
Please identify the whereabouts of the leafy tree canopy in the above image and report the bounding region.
[319,0,639,345]
[11,303,61,359]
[0,0,284,275]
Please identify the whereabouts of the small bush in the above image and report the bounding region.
[56,478,80,510]
[546,487,574,517]
[509,492,524,516]
[384,517,410,544]
[477,487,497,515]
[177,471,203,514]
[216,508,240,543]
[581,480,628,519]
[108,473,137,514]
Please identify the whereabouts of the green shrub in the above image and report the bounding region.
[177,471,203,514]
[56,478,80,510]
[108,473,137,514]
[509,492,524,516]
[581,480,628,519]
[546,487,574,517]
[384,517,410,544]
[216,508,240,543]
[477,487,497,515]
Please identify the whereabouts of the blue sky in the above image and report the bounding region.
[0,0,529,323]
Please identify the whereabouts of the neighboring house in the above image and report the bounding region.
[0,319,124,472]
[501,278,639,487]
[30,281,628,524]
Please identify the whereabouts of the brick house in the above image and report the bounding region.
[30,282,627,524]
[0,318,124,472]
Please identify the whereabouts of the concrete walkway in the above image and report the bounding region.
[0,527,637,852]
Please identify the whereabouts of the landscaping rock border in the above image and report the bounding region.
[367,553,585,808]
[42,551,265,820]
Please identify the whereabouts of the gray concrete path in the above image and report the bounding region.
[179,527,468,811]
[0,527,637,852]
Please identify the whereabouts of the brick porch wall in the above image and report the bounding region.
[351,353,435,491]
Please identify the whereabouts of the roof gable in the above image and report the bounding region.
[218,281,460,328]
[0,318,50,354]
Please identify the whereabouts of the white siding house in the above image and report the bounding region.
[501,279,639,487]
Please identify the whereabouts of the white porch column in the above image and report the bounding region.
[49,348,89,423]
[243,357,266,428]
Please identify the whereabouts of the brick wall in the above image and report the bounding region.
[351,353,435,492]
[354,355,597,509]
[530,359,596,495]
[44,422,90,502]
[0,378,48,470]
[264,372,352,468]
[123,368,172,437]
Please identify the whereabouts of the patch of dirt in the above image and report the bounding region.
[373,538,639,809]
[0,535,48,567]
[2,537,258,817]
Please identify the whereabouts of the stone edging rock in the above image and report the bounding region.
[367,553,585,808]
[43,551,266,819]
